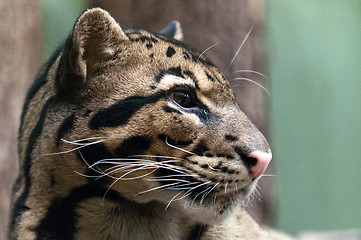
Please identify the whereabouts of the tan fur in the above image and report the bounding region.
[10,8,276,239]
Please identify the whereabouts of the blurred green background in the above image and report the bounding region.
[43,0,361,233]
[267,1,361,232]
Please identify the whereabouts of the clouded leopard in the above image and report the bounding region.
[9,8,273,240]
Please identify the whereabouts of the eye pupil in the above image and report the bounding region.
[171,92,193,108]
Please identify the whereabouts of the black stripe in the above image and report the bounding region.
[155,67,184,83]
[187,223,208,240]
[76,141,114,184]
[10,97,54,232]
[89,92,166,130]
[19,44,62,133]
[35,185,124,239]
[115,136,152,158]
[56,113,75,147]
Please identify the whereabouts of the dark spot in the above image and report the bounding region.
[205,72,215,82]
[227,179,233,183]
[155,67,184,83]
[163,106,181,114]
[89,92,166,130]
[226,155,234,159]
[149,53,154,58]
[150,85,156,89]
[228,169,235,174]
[199,174,206,178]
[221,167,229,173]
[217,153,226,158]
[115,136,152,158]
[56,113,75,147]
[146,43,153,49]
[214,162,223,170]
[158,134,193,147]
[166,46,176,57]
[205,153,213,158]
[225,135,238,142]
[200,164,208,169]
[192,142,209,156]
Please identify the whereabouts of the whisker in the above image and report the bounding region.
[198,42,220,61]
[165,137,195,155]
[231,77,270,95]
[233,69,268,79]
[136,182,181,195]
[165,191,185,211]
[226,26,253,72]
[44,138,106,156]
[191,185,212,206]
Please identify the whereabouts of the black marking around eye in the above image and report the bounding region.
[183,70,200,90]
[56,113,75,147]
[115,136,152,158]
[166,46,176,57]
[155,67,184,83]
[163,106,181,114]
[89,92,165,130]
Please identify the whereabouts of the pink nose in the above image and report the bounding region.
[247,150,272,179]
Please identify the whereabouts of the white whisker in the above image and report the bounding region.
[226,26,253,72]
[233,70,268,79]
[165,137,195,155]
[231,77,270,95]
[198,42,220,61]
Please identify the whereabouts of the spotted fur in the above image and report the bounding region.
[9,8,273,240]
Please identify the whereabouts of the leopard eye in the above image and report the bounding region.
[170,91,196,108]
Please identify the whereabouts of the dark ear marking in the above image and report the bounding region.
[159,21,183,41]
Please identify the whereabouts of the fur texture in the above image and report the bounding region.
[9,8,273,240]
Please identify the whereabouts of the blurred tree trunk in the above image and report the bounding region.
[93,0,273,224]
[0,1,42,238]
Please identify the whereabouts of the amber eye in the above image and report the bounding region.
[170,92,195,108]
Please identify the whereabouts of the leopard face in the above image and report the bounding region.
[11,8,271,238]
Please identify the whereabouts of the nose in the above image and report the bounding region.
[247,150,272,179]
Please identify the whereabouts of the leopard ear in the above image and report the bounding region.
[159,21,183,41]
[56,8,128,96]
